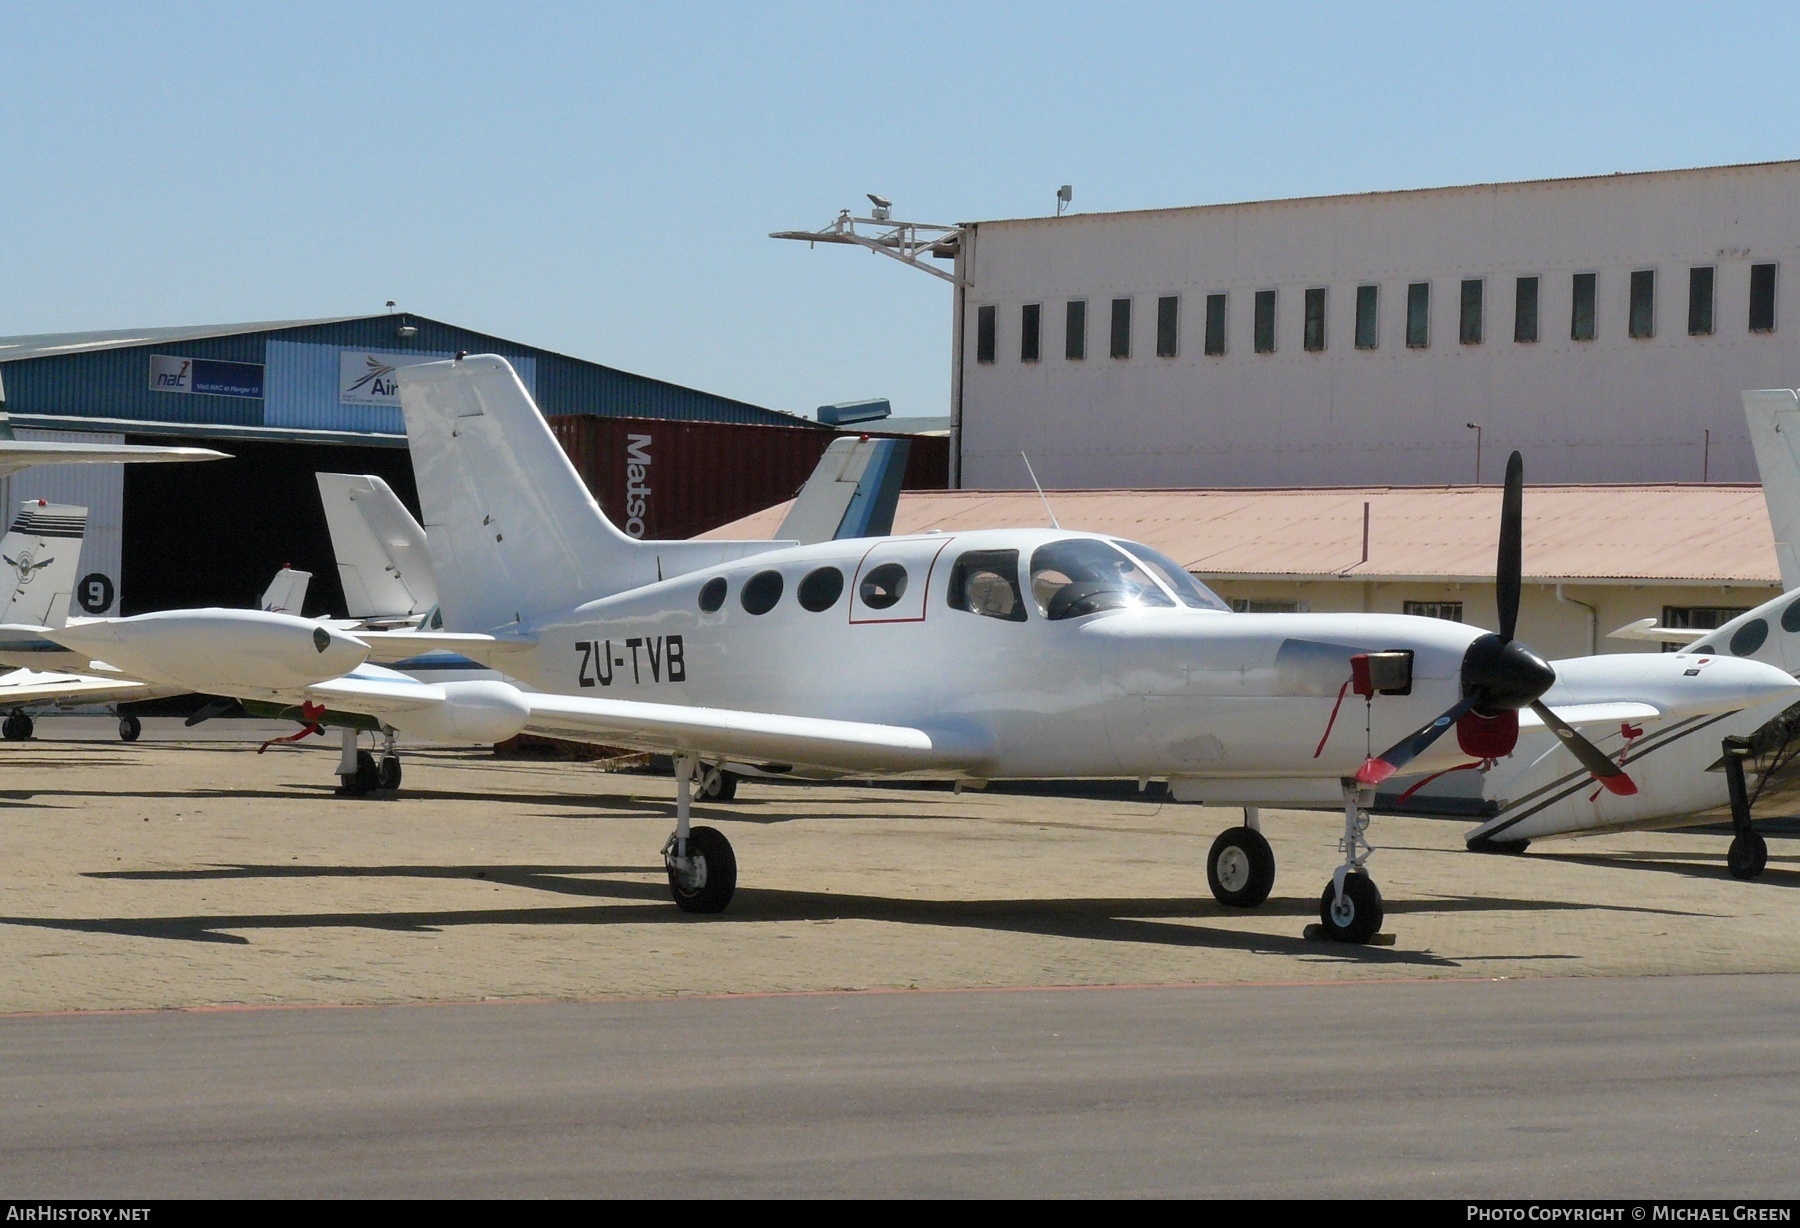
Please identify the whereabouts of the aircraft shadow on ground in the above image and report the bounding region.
[0,859,1707,965]
[1527,849,1800,888]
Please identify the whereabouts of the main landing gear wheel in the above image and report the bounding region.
[340,749,381,796]
[1317,872,1383,944]
[378,755,402,791]
[1206,826,1275,907]
[2,712,32,741]
[666,825,737,914]
[118,714,141,743]
[698,768,737,802]
[1728,831,1769,881]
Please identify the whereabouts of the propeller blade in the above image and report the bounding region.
[1356,693,1480,786]
[1496,451,1523,642]
[1528,700,1638,795]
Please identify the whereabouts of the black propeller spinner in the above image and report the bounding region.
[1355,452,1636,795]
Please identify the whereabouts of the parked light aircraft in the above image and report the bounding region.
[1438,389,1800,878]
[0,371,227,474]
[18,355,1795,944]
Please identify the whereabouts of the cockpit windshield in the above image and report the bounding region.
[1029,539,1177,621]
[1112,540,1232,612]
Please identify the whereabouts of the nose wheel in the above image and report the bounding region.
[1312,780,1385,944]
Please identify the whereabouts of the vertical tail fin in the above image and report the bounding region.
[776,436,912,544]
[258,567,312,615]
[396,355,786,630]
[1744,389,1800,591]
[0,500,86,628]
[316,473,438,618]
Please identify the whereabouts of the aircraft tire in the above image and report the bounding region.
[16,714,31,740]
[1206,826,1275,907]
[700,770,737,802]
[1728,831,1769,880]
[2,713,27,741]
[378,755,402,791]
[1317,872,1383,944]
[340,750,380,797]
[118,714,141,743]
[668,825,737,914]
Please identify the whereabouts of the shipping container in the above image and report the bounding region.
[548,415,949,540]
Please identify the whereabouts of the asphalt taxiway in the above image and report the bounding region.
[1,718,1797,1196]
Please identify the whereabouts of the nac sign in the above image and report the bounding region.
[149,355,264,399]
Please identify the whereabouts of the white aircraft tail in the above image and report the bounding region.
[395,355,782,630]
[1745,388,1800,591]
[315,473,438,618]
[258,567,312,615]
[0,500,85,628]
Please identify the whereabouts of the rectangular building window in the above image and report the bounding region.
[1354,285,1378,350]
[1403,600,1464,622]
[976,305,996,364]
[1662,604,1750,652]
[1204,293,1227,356]
[1751,263,1779,333]
[1020,303,1041,363]
[1110,297,1132,358]
[1514,276,1539,343]
[1460,279,1484,345]
[1571,272,1597,341]
[1065,299,1086,360]
[1629,269,1655,339]
[1405,282,1430,349]
[1156,295,1179,357]
[1688,267,1715,336]
[1302,287,1327,352]
[1231,598,1304,613]
[1253,290,1277,353]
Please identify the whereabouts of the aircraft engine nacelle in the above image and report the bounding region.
[50,609,370,694]
[384,681,530,745]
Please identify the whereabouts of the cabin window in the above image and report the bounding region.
[859,562,908,610]
[1029,539,1174,621]
[740,570,783,615]
[1730,619,1769,657]
[1782,598,1800,634]
[946,549,1026,622]
[797,567,844,612]
[697,577,727,613]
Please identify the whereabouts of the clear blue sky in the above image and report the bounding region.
[3,2,1796,419]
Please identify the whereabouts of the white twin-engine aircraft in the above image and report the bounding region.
[23,357,1800,944]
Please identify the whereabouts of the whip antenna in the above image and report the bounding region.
[1021,452,1060,530]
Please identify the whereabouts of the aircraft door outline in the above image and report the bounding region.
[849,537,954,625]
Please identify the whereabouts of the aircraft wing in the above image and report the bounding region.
[303,673,448,716]
[0,668,151,706]
[521,693,989,774]
[0,442,228,479]
[354,629,538,665]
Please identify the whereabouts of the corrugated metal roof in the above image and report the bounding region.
[703,485,1780,585]
[0,318,367,362]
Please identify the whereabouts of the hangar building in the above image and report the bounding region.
[0,315,864,617]
[951,160,1800,490]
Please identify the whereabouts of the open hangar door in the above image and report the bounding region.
[120,437,420,618]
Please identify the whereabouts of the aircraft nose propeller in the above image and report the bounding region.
[1355,453,1637,796]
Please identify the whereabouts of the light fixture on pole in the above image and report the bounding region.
[1465,422,1482,485]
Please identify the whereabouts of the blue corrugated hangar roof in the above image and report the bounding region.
[0,313,813,444]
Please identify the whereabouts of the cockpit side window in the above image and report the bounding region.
[1029,539,1176,621]
[947,549,1026,622]
[1113,540,1232,612]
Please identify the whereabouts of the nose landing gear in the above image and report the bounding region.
[1312,780,1386,944]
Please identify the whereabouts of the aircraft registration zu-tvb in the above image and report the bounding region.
[15,357,1800,945]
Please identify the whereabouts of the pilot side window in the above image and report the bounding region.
[946,549,1026,622]
[1029,539,1175,621]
